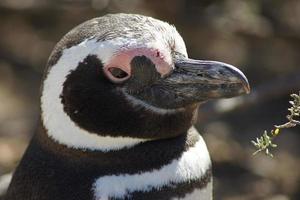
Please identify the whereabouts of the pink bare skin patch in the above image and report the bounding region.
[103,48,173,83]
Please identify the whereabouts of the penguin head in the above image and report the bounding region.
[41,14,250,151]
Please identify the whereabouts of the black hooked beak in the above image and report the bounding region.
[158,56,250,107]
[124,55,250,109]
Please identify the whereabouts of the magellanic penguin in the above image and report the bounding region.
[5,13,250,200]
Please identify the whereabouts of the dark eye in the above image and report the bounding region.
[108,67,129,79]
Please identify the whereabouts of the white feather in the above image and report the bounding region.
[93,127,211,199]
[41,39,149,151]
[0,173,12,196]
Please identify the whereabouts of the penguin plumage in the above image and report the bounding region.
[5,13,249,200]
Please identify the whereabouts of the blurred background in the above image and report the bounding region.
[0,0,299,199]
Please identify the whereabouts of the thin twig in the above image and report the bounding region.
[252,91,300,158]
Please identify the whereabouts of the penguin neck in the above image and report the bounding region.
[7,123,211,200]
[35,123,201,174]
[41,98,199,151]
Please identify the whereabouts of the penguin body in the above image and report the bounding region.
[6,126,211,200]
[5,14,249,200]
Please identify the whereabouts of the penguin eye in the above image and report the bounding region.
[109,67,129,79]
[104,66,130,83]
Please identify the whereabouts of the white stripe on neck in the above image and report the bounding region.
[41,39,149,151]
[93,127,211,200]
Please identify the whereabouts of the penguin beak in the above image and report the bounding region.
[160,57,250,106]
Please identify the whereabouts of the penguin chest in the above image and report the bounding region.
[92,134,212,200]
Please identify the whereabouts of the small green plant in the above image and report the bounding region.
[252,92,300,158]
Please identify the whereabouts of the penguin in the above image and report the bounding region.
[5,13,250,200]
